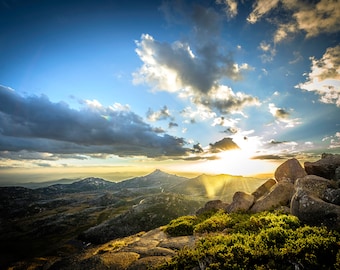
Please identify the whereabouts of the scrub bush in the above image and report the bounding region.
[160,211,340,269]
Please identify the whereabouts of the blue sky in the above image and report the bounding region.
[0,0,339,181]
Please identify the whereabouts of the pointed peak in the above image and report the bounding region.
[149,169,167,176]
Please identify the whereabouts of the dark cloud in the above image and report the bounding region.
[251,154,284,160]
[209,137,240,153]
[223,127,238,134]
[0,86,189,159]
[168,121,178,128]
[193,143,204,153]
[184,155,219,161]
[198,87,259,114]
[268,103,289,119]
[36,163,52,167]
[152,127,165,133]
[269,140,288,145]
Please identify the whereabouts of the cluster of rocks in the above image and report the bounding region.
[197,153,340,230]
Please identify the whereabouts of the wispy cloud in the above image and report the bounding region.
[273,23,297,43]
[258,41,276,63]
[323,132,340,149]
[146,105,172,122]
[181,105,217,123]
[268,103,301,128]
[296,45,340,107]
[0,86,189,160]
[247,0,279,24]
[216,0,238,19]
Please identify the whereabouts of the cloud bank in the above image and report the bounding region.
[0,86,189,160]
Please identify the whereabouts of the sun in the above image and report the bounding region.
[172,136,278,176]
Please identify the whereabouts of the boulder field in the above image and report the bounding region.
[198,153,340,230]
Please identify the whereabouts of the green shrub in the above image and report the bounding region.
[194,211,232,233]
[159,211,340,270]
[163,215,198,236]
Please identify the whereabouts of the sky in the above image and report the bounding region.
[0,0,339,183]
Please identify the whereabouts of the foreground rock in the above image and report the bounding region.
[274,158,307,183]
[304,153,340,180]
[196,200,228,215]
[291,174,340,229]
[291,189,340,229]
[226,191,254,213]
[250,180,295,213]
[13,228,197,270]
[251,178,277,200]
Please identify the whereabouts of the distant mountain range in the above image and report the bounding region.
[4,169,265,200]
[0,169,266,268]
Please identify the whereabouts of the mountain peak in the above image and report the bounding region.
[149,169,166,176]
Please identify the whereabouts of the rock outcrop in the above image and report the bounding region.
[196,200,228,215]
[251,178,277,200]
[33,228,197,270]
[274,158,307,183]
[209,153,340,230]
[250,180,295,213]
[304,153,340,180]
[291,189,340,229]
[226,191,254,213]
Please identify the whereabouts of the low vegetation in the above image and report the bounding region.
[161,211,340,269]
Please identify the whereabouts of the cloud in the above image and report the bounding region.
[268,103,289,119]
[196,85,260,114]
[251,154,285,160]
[168,121,178,128]
[273,23,297,43]
[224,127,238,134]
[268,139,287,145]
[323,132,340,149]
[209,137,240,153]
[0,86,190,159]
[212,116,239,128]
[181,105,217,123]
[133,3,259,115]
[193,143,204,153]
[216,0,238,19]
[133,32,241,95]
[289,0,340,38]
[268,103,302,128]
[258,41,276,63]
[248,0,340,42]
[247,0,279,24]
[296,45,340,107]
[146,105,171,122]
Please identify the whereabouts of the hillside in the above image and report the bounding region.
[0,170,263,269]
[3,154,339,270]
